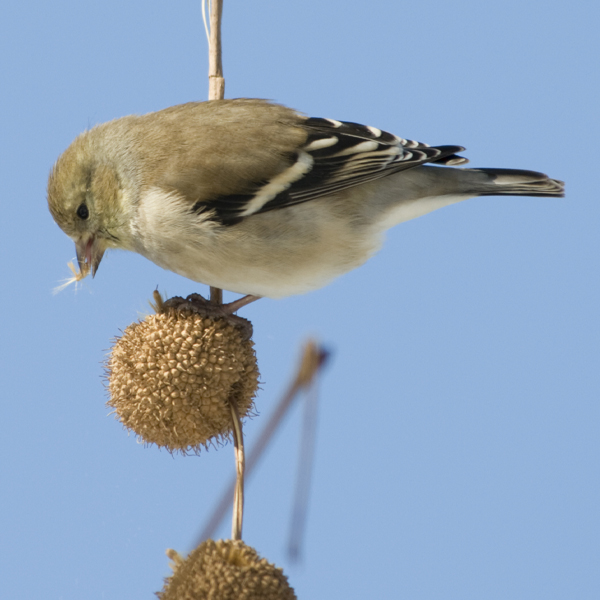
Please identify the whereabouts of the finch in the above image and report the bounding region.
[47,98,564,298]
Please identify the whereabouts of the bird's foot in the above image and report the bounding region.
[158,292,260,340]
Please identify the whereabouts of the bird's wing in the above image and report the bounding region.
[193,116,468,226]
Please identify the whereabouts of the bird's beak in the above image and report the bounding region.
[75,235,105,278]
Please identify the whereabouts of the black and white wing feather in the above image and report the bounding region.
[195,116,468,225]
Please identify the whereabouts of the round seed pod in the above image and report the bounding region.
[158,540,296,600]
[106,296,259,453]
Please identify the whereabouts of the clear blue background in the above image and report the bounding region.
[1,1,598,598]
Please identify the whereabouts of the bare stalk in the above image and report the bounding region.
[196,340,330,545]
[203,0,225,305]
[287,360,320,561]
[229,399,245,540]
[207,0,225,101]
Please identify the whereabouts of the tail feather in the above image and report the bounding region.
[471,168,565,198]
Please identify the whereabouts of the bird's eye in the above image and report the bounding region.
[76,204,89,220]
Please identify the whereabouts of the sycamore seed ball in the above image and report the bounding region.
[157,539,297,600]
[106,308,259,453]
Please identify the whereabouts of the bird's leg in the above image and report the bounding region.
[221,294,261,314]
[210,286,223,305]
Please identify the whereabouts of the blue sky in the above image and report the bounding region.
[1,1,598,598]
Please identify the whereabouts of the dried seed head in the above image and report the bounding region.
[106,309,259,453]
[157,539,296,600]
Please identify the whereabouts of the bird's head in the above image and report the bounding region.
[47,137,130,277]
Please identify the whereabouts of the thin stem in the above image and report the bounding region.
[208,0,225,101]
[201,0,210,46]
[196,340,330,545]
[287,364,320,561]
[206,0,225,305]
[229,399,245,541]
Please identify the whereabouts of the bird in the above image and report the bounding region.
[47,98,564,299]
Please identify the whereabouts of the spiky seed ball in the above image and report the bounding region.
[157,539,296,600]
[106,309,259,453]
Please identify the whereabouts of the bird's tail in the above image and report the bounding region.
[463,168,565,198]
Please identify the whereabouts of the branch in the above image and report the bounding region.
[204,0,225,305]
